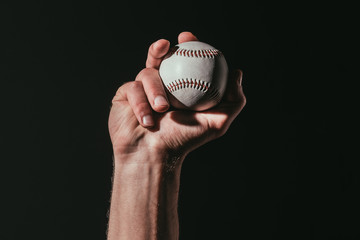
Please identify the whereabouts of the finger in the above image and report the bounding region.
[200,70,246,136]
[178,31,199,44]
[146,39,170,69]
[136,68,169,113]
[223,69,246,106]
[114,81,155,128]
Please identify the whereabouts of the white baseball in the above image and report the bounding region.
[159,41,228,111]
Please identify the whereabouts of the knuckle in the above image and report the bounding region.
[134,102,151,116]
[112,82,130,103]
[137,68,164,95]
[136,68,154,81]
[112,81,145,103]
[115,81,135,94]
[114,83,126,96]
[128,81,143,92]
[212,125,228,139]
[208,117,229,138]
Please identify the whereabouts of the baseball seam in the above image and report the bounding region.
[166,78,209,92]
[169,47,222,58]
[166,78,221,102]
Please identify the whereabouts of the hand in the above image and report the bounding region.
[108,32,246,163]
[107,33,246,238]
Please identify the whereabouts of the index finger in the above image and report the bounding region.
[178,31,199,43]
[146,39,170,69]
[146,32,199,69]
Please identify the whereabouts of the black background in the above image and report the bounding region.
[1,1,358,239]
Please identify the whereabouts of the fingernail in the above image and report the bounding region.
[154,95,168,107]
[142,115,154,127]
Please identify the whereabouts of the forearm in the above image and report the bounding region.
[107,150,184,240]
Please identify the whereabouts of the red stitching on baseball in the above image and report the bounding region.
[166,78,222,103]
[166,78,211,93]
[174,48,222,58]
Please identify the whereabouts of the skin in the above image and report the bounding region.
[107,32,246,240]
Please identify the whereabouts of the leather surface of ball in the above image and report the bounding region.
[159,41,228,111]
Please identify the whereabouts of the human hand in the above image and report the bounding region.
[108,32,246,163]
[107,33,245,238]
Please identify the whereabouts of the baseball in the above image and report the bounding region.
[159,41,228,111]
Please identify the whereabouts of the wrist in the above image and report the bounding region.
[113,146,186,172]
[109,146,184,240]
